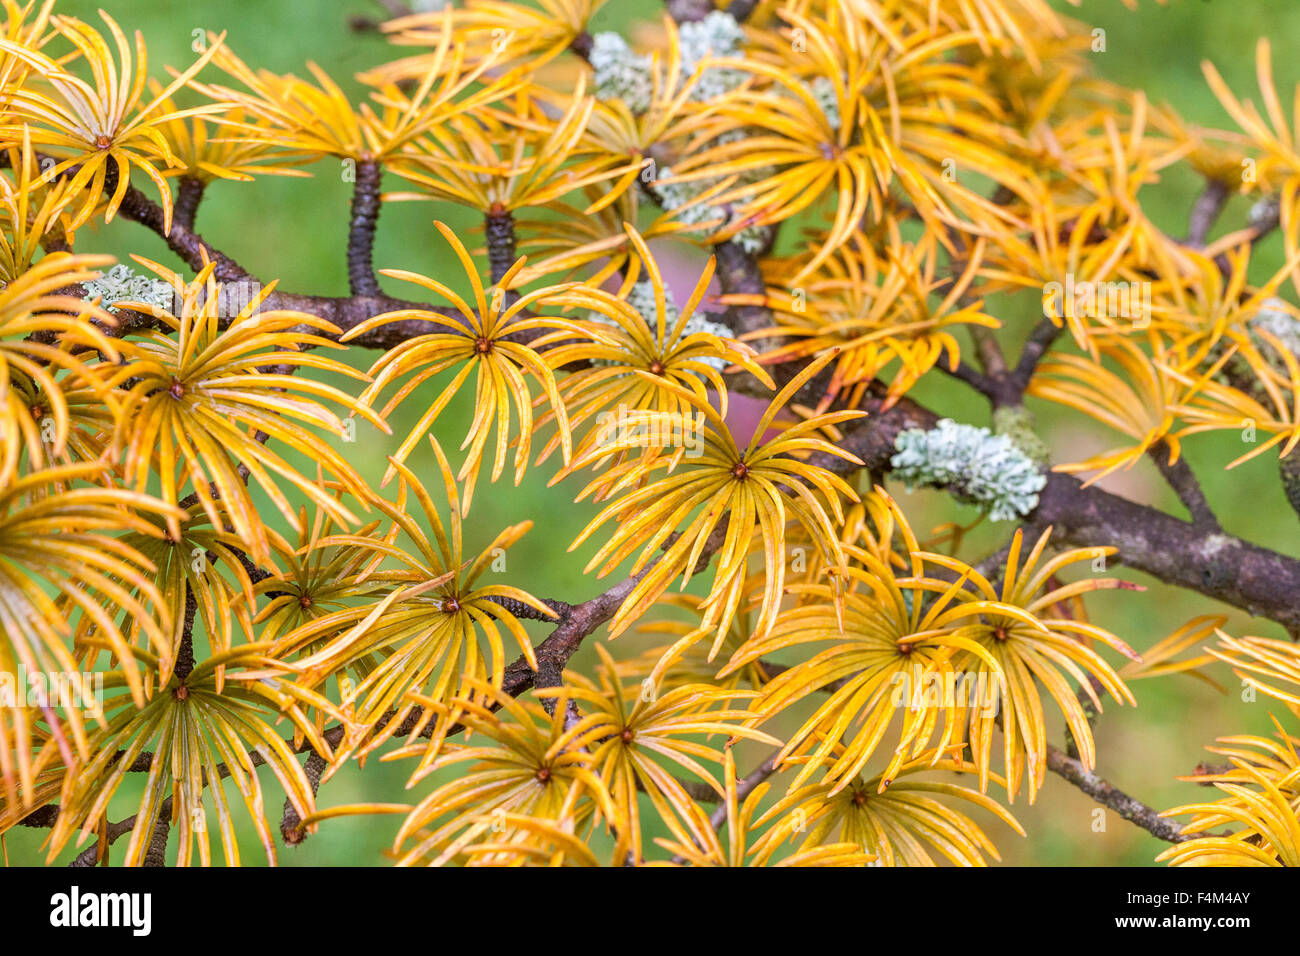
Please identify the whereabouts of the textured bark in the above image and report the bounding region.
[347,159,383,296]
[280,751,329,847]
[712,239,775,341]
[1034,472,1300,636]
[485,206,517,288]
[174,586,198,682]
[1148,441,1220,530]
[173,176,206,230]
[141,814,171,868]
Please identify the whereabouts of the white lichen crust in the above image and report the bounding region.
[590,32,654,114]
[891,418,1047,520]
[81,264,173,313]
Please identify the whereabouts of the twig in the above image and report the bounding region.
[174,585,198,683]
[347,159,384,296]
[173,177,206,231]
[485,203,517,289]
[118,186,251,283]
[942,358,1000,399]
[671,750,778,864]
[1044,744,1188,844]
[1011,317,1064,391]
[969,324,1010,380]
[67,814,143,868]
[1148,440,1220,531]
[1187,179,1230,247]
[141,814,171,867]
[505,525,729,709]
[280,751,329,847]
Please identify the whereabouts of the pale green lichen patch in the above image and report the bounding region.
[82,264,173,313]
[891,418,1047,520]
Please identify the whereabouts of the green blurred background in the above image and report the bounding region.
[7,0,1300,866]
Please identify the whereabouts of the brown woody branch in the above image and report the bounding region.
[1281,452,1300,521]
[1011,317,1065,391]
[1187,179,1230,247]
[68,814,143,867]
[118,186,250,284]
[347,159,384,296]
[173,177,206,231]
[1034,470,1300,635]
[503,525,729,706]
[1044,745,1188,844]
[175,585,198,683]
[942,358,1001,400]
[970,324,1010,380]
[1147,440,1220,531]
[811,396,1300,635]
[280,750,330,847]
[485,203,517,289]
